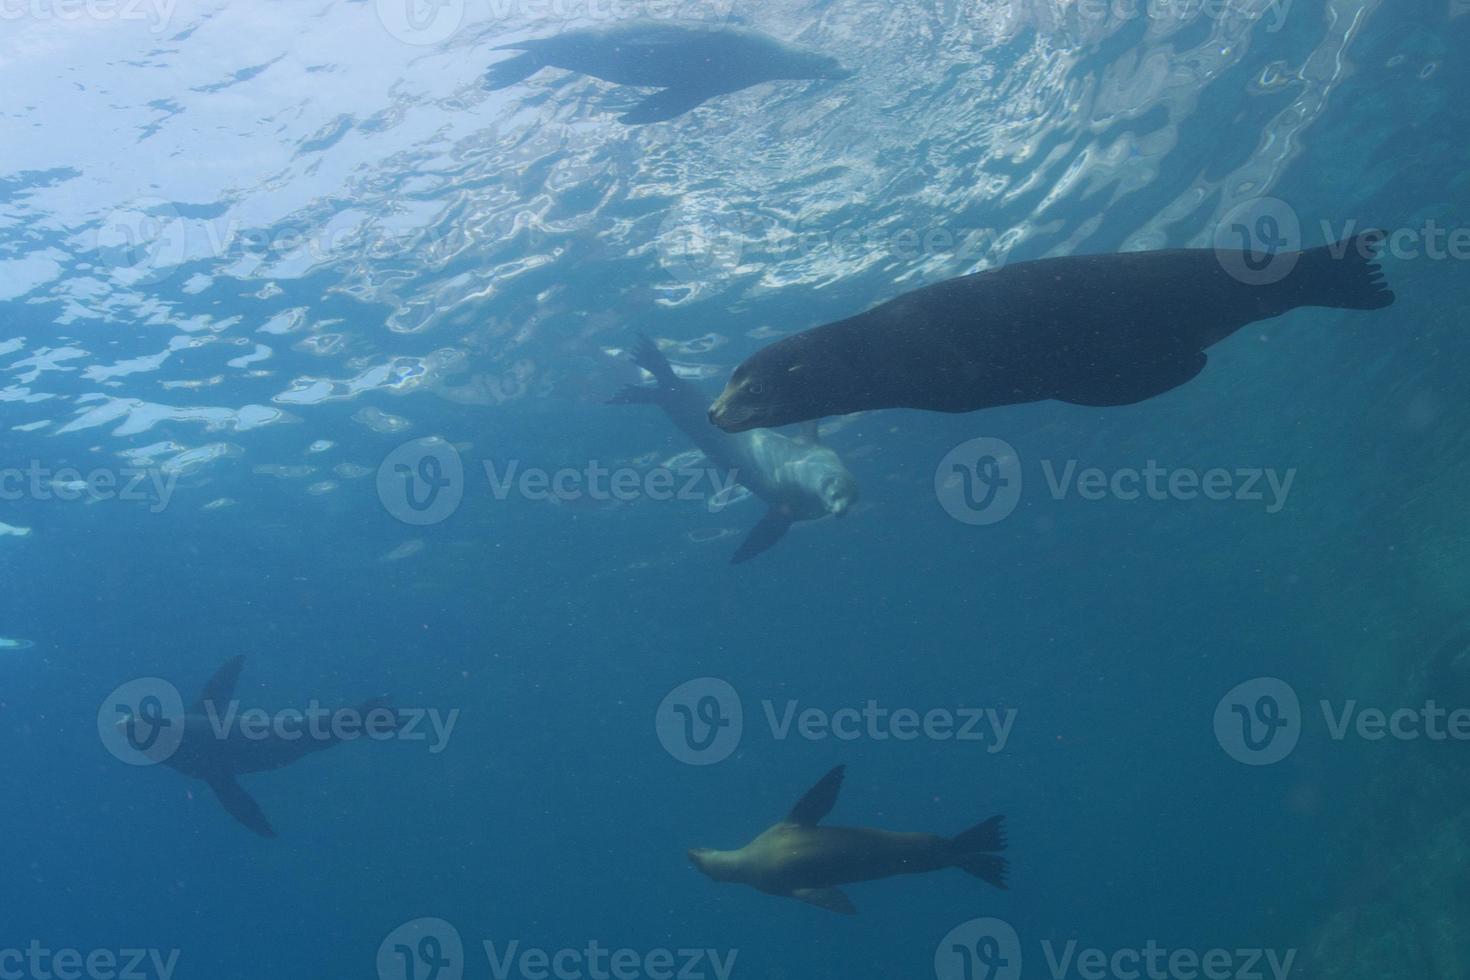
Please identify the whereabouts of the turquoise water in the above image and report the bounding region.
[2,1,1468,977]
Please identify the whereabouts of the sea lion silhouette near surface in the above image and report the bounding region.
[611,337,858,563]
[688,765,1008,914]
[708,232,1396,432]
[485,22,853,124]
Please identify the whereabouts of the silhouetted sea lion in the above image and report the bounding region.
[708,232,1396,432]
[688,765,1007,914]
[485,22,853,124]
[121,656,399,837]
[611,337,858,563]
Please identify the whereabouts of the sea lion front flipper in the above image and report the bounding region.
[1056,351,1207,408]
[484,51,547,90]
[730,509,793,565]
[194,655,245,714]
[619,86,717,124]
[791,887,857,915]
[206,775,277,839]
[786,764,845,826]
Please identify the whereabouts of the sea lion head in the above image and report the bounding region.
[708,345,824,432]
[791,51,855,81]
[687,847,740,881]
[819,469,859,517]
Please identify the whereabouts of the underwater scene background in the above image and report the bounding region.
[2,0,1469,977]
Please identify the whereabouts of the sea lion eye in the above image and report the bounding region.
[748,381,765,395]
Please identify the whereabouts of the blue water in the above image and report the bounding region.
[3,1,1468,977]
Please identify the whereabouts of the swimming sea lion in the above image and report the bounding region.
[611,336,858,563]
[120,656,400,837]
[485,22,853,124]
[707,232,1396,432]
[688,765,1007,914]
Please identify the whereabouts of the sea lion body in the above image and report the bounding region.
[121,656,398,838]
[689,766,1007,914]
[611,338,857,563]
[486,23,852,124]
[708,234,1396,432]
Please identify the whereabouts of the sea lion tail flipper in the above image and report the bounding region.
[206,775,278,839]
[620,87,714,125]
[1295,230,1395,310]
[785,765,844,826]
[791,887,857,915]
[194,655,245,714]
[485,51,546,90]
[731,509,793,564]
[949,814,1008,889]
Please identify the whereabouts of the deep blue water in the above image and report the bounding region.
[2,1,1469,978]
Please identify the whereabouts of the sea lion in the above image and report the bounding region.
[708,232,1396,432]
[485,22,853,124]
[688,765,1007,914]
[611,336,858,563]
[120,656,399,837]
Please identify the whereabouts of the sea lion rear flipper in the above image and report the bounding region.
[1291,230,1395,310]
[620,86,716,125]
[731,509,793,564]
[786,764,844,826]
[1055,351,1206,408]
[194,655,245,714]
[791,887,857,915]
[949,814,1008,889]
[206,775,277,839]
[485,51,546,90]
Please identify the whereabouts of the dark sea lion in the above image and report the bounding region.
[688,765,1007,914]
[708,232,1396,432]
[610,337,858,563]
[484,22,853,124]
[120,656,399,837]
